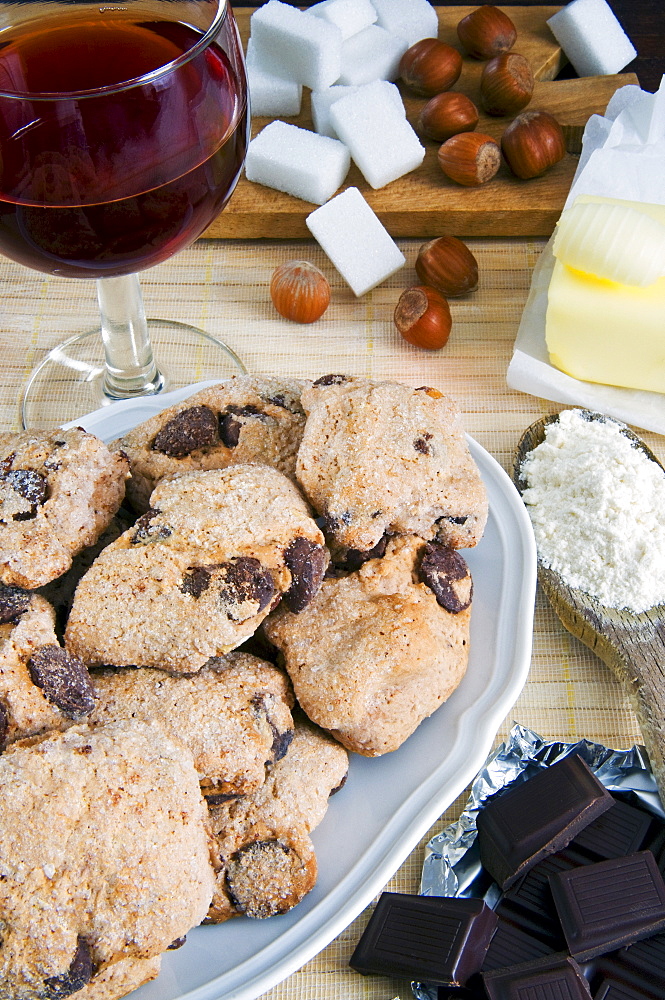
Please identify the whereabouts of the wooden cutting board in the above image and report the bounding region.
[204,6,637,239]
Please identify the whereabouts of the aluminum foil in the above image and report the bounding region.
[412,722,663,1000]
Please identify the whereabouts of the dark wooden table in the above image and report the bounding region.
[234,1,665,92]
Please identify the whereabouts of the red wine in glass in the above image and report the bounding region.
[0,1,250,426]
[0,12,249,278]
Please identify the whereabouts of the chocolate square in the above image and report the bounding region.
[349,892,498,986]
[571,799,653,861]
[476,754,614,889]
[550,851,665,962]
[483,953,592,1000]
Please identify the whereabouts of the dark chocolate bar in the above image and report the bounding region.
[349,892,498,986]
[614,928,665,985]
[481,911,559,973]
[501,847,589,926]
[593,972,662,999]
[550,851,665,962]
[483,952,592,1000]
[476,754,614,889]
[571,799,653,861]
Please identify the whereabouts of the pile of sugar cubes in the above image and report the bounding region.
[244,0,637,301]
[245,0,439,296]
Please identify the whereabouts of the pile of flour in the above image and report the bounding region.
[520,408,665,612]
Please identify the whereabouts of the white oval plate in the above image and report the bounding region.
[70,382,537,1000]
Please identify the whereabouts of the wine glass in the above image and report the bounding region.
[0,0,250,428]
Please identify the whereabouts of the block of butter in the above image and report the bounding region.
[545,195,665,395]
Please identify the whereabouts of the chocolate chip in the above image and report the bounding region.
[414,433,433,455]
[271,727,294,761]
[43,936,94,999]
[331,772,348,795]
[251,692,294,762]
[218,558,275,622]
[0,453,15,476]
[321,510,352,536]
[226,839,305,917]
[218,405,269,448]
[264,393,300,414]
[151,405,218,457]
[0,702,8,752]
[0,584,32,623]
[337,534,389,572]
[181,566,212,598]
[438,514,468,526]
[2,469,48,519]
[283,537,326,612]
[28,645,96,718]
[167,936,186,950]
[419,542,472,613]
[131,508,172,544]
[205,790,242,806]
[313,374,349,386]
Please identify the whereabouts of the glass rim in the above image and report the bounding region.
[0,0,229,100]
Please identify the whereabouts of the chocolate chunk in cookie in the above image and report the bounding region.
[152,404,218,457]
[0,584,32,623]
[283,536,327,613]
[43,936,94,999]
[28,644,96,718]
[419,541,473,613]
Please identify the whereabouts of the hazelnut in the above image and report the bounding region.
[399,38,463,97]
[437,132,501,187]
[270,260,330,323]
[415,237,479,297]
[457,5,517,59]
[501,110,566,179]
[480,52,534,116]
[394,286,452,351]
[418,92,479,142]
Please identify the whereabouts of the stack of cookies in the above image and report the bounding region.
[0,374,487,1000]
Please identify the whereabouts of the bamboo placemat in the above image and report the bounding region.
[0,236,651,1000]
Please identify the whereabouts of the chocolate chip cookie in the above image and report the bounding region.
[0,585,95,748]
[113,375,310,511]
[207,713,348,921]
[0,427,129,590]
[88,652,294,798]
[295,375,488,556]
[65,465,327,673]
[0,718,215,1000]
[264,535,472,756]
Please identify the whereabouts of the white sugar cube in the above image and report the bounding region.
[309,0,377,41]
[371,0,439,48]
[250,0,343,91]
[311,85,358,137]
[312,80,404,137]
[245,121,350,205]
[329,79,424,188]
[246,39,302,117]
[547,0,636,77]
[306,187,406,296]
[337,23,408,85]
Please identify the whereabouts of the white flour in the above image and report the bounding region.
[520,408,665,612]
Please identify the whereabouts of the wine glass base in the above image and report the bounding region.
[20,319,247,430]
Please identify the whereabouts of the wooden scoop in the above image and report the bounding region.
[513,411,665,805]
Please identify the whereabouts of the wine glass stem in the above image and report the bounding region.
[96,274,165,399]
